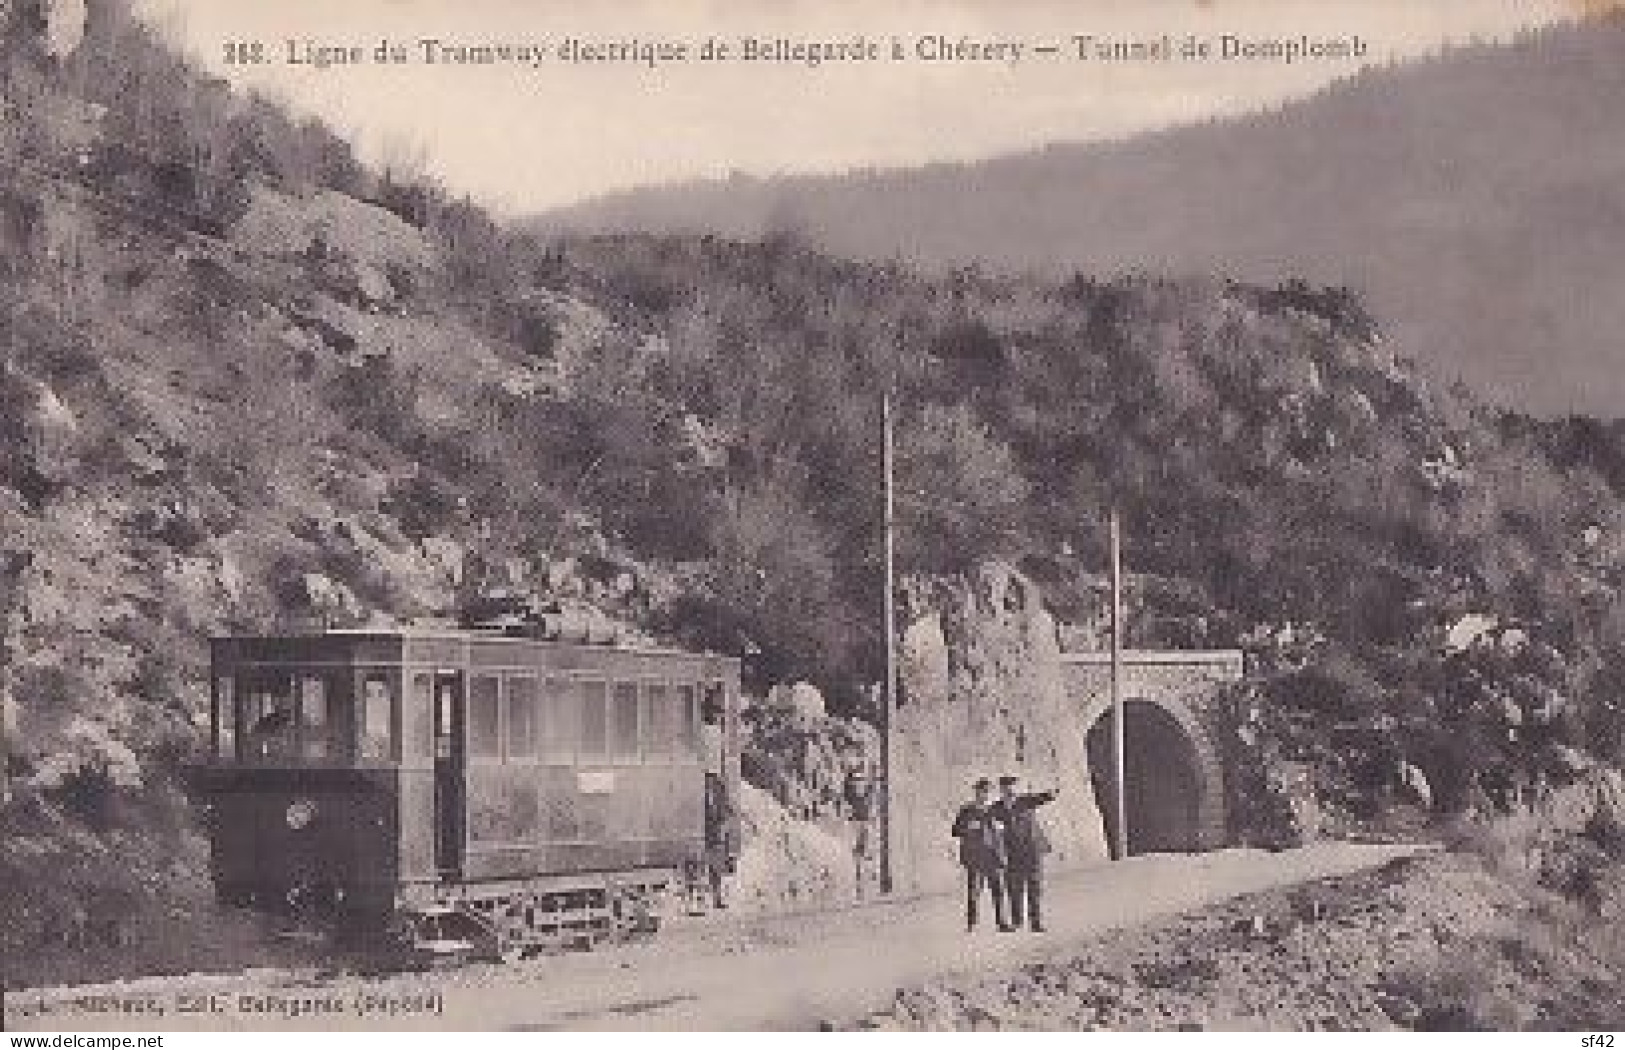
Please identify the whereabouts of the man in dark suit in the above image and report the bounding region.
[951,777,1011,932]
[993,774,1058,932]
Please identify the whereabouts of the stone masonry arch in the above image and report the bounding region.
[1064,651,1241,856]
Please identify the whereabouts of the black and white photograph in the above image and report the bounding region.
[1,0,1624,1034]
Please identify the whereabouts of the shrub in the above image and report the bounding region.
[50,759,119,831]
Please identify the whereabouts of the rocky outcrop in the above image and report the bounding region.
[730,783,859,912]
[231,185,438,276]
[41,0,86,60]
[892,562,1109,893]
[0,364,80,500]
[742,685,878,823]
[1,0,87,61]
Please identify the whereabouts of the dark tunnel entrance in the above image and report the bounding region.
[1086,700,1205,858]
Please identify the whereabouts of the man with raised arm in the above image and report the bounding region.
[992,774,1059,932]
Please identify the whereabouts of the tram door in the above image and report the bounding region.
[432,672,466,878]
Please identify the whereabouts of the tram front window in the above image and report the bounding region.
[237,671,346,763]
[298,677,330,760]
[213,676,236,760]
[240,676,294,760]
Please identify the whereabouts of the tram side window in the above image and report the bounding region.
[361,675,397,761]
[507,676,538,759]
[580,681,608,759]
[539,678,576,762]
[470,675,502,760]
[213,677,236,760]
[674,684,697,757]
[612,682,640,761]
[642,684,670,757]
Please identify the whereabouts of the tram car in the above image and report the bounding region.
[195,623,742,960]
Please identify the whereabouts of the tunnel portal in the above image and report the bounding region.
[1086,699,1213,858]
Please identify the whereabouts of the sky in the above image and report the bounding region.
[135,0,1578,216]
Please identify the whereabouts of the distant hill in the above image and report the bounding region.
[538,17,1625,418]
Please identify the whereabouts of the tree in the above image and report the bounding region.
[896,402,1029,572]
[693,470,855,690]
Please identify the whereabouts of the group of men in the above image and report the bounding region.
[951,775,1058,933]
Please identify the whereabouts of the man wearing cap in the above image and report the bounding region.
[992,774,1058,932]
[950,777,1011,932]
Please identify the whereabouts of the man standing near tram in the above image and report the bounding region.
[992,774,1059,933]
[699,690,734,910]
[951,777,1010,932]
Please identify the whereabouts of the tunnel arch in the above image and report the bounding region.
[1085,698,1224,857]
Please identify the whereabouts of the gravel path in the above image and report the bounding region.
[849,846,1625,1031]
[7,841,1427,1031]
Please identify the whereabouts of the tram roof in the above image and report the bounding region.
[210,625,737,663]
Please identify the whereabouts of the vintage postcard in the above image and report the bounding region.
[2,0,1623,1035]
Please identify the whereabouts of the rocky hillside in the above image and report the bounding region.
[0,0,1623,988]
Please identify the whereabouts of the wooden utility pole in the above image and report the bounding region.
[879,391,897,895]
[0,552,24,810]
[1109,505,1128,861]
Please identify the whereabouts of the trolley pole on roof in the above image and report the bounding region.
[1109,504,1128,861]
[879,390,897,895]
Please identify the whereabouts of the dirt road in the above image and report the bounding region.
[8,841,1427,1032]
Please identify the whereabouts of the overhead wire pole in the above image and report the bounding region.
[1109,504,1128,861]
[879,390,897,895]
